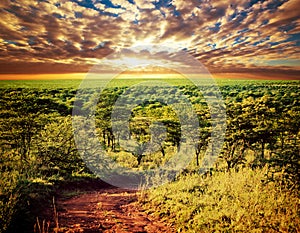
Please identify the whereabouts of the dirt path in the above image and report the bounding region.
[54,187,175,233]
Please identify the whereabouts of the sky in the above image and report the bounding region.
[0,0,300,79]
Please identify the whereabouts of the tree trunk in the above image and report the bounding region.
[196,150,200,166]
[161,146,165,157]
[137,154,143,165]
[261,139,265,161]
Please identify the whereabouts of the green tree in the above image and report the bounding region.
[34,117,87,177]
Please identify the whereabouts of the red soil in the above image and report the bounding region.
[52,185,175,233]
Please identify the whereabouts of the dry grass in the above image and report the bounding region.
[143,167,300,232]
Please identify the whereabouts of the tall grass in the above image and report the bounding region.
[143,167,300,232]
[0,170,21,233]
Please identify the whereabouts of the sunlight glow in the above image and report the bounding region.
[105,57,166,69]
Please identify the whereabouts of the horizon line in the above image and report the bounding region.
[0,73,299,81]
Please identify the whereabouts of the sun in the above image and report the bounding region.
[109,56,164,69]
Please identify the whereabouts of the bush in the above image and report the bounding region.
[143,167,300,232]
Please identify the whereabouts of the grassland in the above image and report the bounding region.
[0,77,298,89]
[0,78,299,232]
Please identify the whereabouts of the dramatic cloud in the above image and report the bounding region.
[0,0,299,78]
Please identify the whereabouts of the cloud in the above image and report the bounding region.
[269,0,300,25]
[0,0,299,78]
[0,0,10,8]
[134,0,155,9]
[0,61,90,74]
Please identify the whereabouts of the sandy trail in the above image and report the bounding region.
[54,187,175,233]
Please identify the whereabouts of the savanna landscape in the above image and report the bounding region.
[1,0,300,232]
[0,78,299,232]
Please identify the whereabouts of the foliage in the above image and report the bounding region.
[143,168,300,232]
[0,88,88,233]
[33,116,87,177]
[0,79,299,232]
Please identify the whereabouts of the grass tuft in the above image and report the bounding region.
[143,167,300,232]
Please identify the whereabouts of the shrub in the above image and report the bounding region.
[143,167,300,232]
